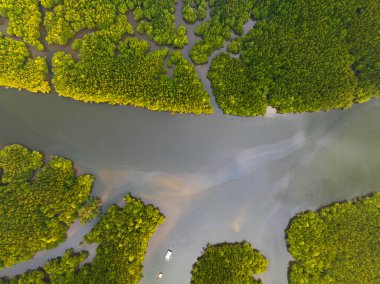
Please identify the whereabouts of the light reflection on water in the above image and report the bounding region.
[0,89,379,283]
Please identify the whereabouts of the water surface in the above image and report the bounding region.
[0,88,379,283]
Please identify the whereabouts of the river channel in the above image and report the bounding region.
[1,3,380,283]
[1,88,379,283]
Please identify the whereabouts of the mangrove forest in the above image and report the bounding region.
[190,241,268,284]
[286,193,380,283]
[0,0,379,115]
[1,194,165,284]
[0,144,99,268]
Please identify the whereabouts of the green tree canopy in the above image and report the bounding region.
[3,194,165,284]
[190,0,255,64]
[182,0,207,23]
[4,250,88,284]
[209,0,380,116]
[0,34,50,93]
[52,34,212,114]
[0,144,98,268]
[78,197,102,223]
[286,193,380,283]
[42,0,187,48]
[0,0,379,116]
[190,241,268,284]
[0,0,43,50]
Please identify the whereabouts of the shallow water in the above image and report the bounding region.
[0,88,379,283]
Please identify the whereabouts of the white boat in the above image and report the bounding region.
[165,249,173,261]
[155,271,163,280]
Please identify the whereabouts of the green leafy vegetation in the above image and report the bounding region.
[41,250,88,283]
[52,34,212,114]
[133,0,188,48]
[10,250,88,284]
[3,270,46,284]
[0,144,98,268]
[286,193,380,283]
[190,242,268,284]
[227,38,242,55]
[250,0,281,20]
[209,0,380,116]
[182,0,207,23]
[190,0,254,64]
[76,194,165,283]
[78,197,102,223]
[44,4,133,46]
[3,194,164,284]
[0,0,44,50]
[40,0,60,9]
[208,53,267,116]
[1,0,379,116]
[43,0,188,48]
[0,33,50,93]
[3,250,88,284]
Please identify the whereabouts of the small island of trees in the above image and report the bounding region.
[286,193,380,283]
[1,194,165,284]
[190,241,268,284]
[0,144,100,269]
[182,0,207,24]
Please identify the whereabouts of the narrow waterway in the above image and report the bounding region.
[0,89,379,283]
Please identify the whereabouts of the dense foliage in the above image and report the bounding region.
[0,144,98,268]
[76,194,165,283]
[43,0,187,48]
[42,250,88,283]
[78,197,102,223]
[249,0,281,20]
[0,0,43,50]
[286,193,380,283]
[133,0,188,48]
[208,53,267,116]
[190,242,268,284]
[0,34,50,93]
[5,250,88,284]
[43,2,134,46]
[209,0,380,115]
[182,0,207,23]
[5,270,46,284]
[1,0,379,116]
[3,194,164,284]
[190,0,254,64]
[52,34,212,114]
[2,250,88,284]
